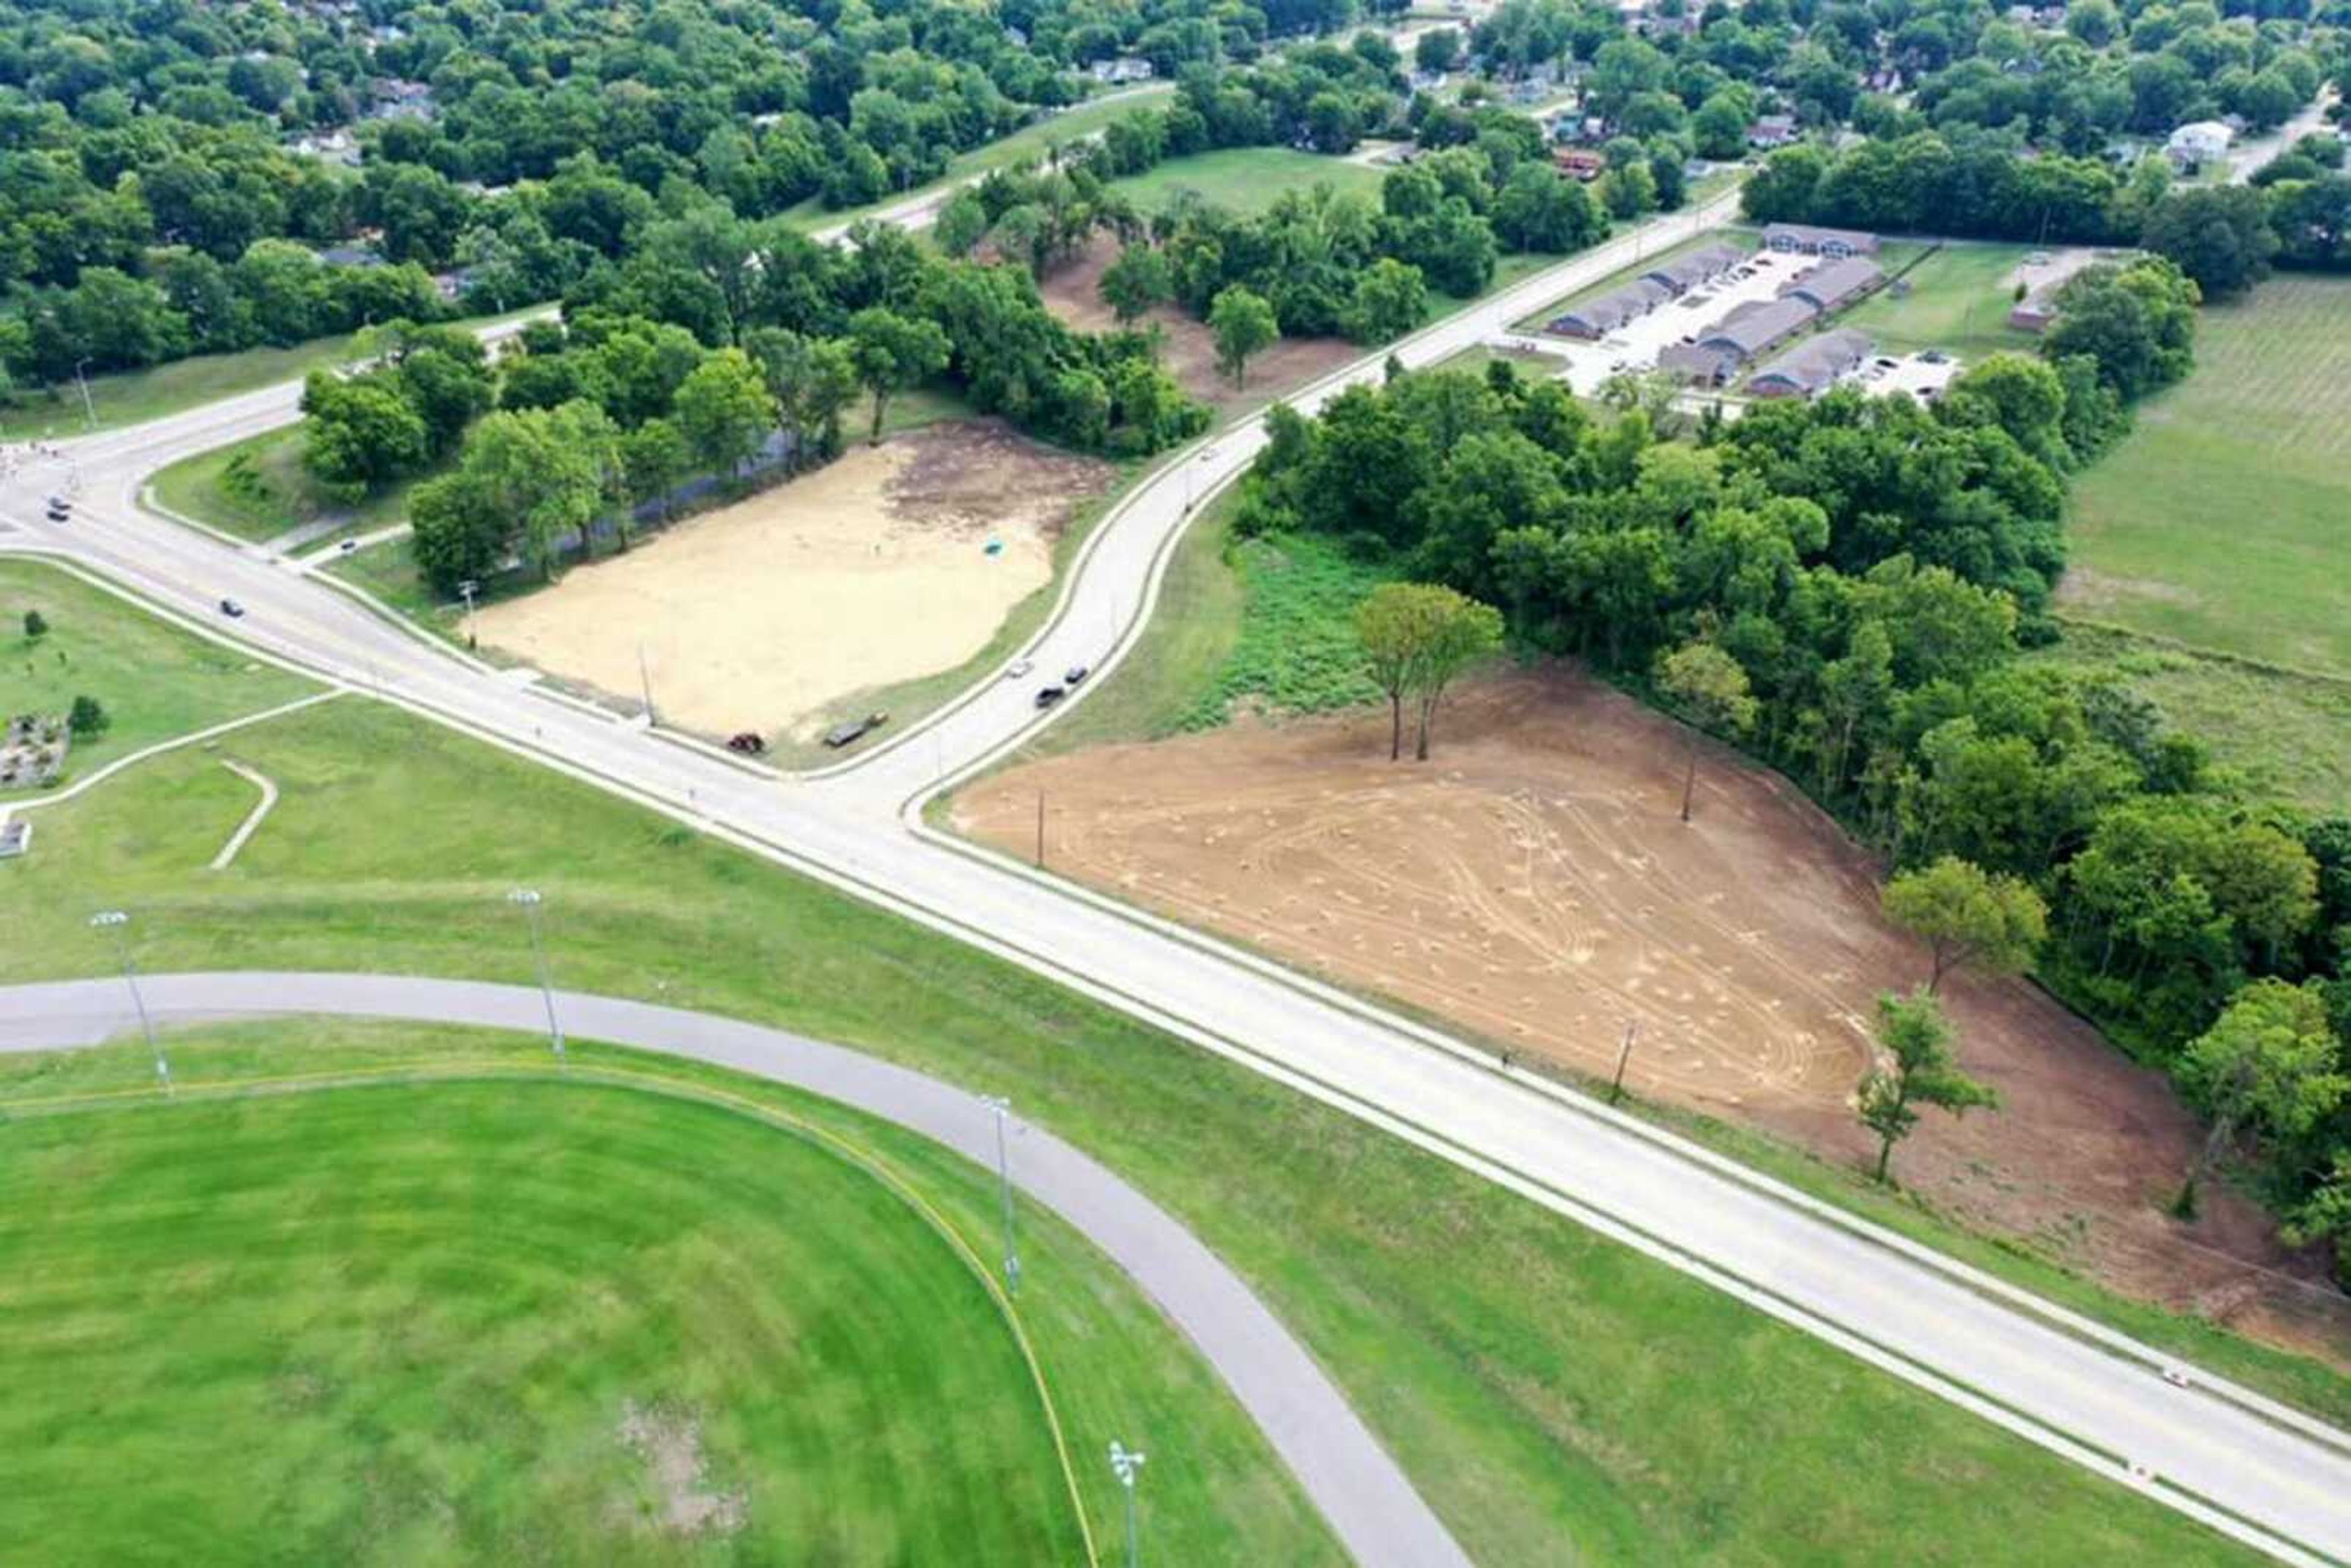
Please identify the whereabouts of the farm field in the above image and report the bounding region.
[0,642,2281,1559]
[1838,240,2042,361]
[470,421,1114,745]
[2029,622,2351,817]
[150,423,418,547]
[0,558,316,787]
[2062,273,2351,675]
[0,1062,1109,1562]
[1107,146,1385,217]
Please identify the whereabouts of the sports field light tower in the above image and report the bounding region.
[89,909,169,1093]
[979,1095,1021,1296]
[1109,1441,1147,1568]
[506,888,564,1060]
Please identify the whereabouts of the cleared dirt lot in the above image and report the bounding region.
[1041,234,1360,410]
[474,421,1114,741]
[959,669,2351,1359]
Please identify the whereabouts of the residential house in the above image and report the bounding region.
[1639,242,1746,294]
[287,129,361,167]
[2008,290,2060,332]
[2165,119,2232,171]
[1657,294,1824,382]
[1748,328,1873,398]
[317,245,386,269]
[1747,114,1800,149]
[1551,148,1607,181]
[1777,255,1886,312]
[1090,56,1155,85]
[1761,222,1881,258]
[1547,277,1674,339]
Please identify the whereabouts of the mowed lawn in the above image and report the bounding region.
[0,558,317,786]
[2063,274,2351,675]
[1109,147,1384,217]
[151,422,420,546]
[0,1070,1090,1563]
[1840,241,2041,360]
[0,679,2276,1562]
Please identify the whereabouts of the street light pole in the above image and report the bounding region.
[73,359,96,430]
[1109,1441,1147,1568]
[89,910,168,1093]
[458,579,479,649]
[637,640,658,727]
[507,888,564,1060]
[979,1095,1021,1295]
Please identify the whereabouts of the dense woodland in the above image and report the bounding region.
[1235,252,2351,1274]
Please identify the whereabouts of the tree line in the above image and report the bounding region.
[1237,254,2351,1276]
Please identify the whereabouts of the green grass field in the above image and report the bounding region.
[2063,273,2351,677]
[0,559,317,788]
[1839,241,2040,360]
[150,423,422,547]
[0,588,2308,1561]
[2029,620,2351,817]
[0,1066,1101,1562]
[1108,147,1385,217]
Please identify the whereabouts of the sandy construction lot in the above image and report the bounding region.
[474,422,1114,740]
[958,670,2351,1359]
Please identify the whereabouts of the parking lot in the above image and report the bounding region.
[1860,351,1962,401]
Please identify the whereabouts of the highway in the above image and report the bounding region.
[0,972,1472,1568]
[7,184,2351,1566]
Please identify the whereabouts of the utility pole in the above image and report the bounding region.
[1109,1442,1147,1568]
[507,888,564,1061]
[1608,1018,1640,1105]
[89,910,169,1094]
[1035,792,1046,869]
[458,579,480,649]
[73,359,96,430]
[979,1095,1021,1296]
[637,640,658,727]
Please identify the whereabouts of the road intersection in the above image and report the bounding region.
[6,187,2351,1566]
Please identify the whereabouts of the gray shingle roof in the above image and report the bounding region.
[1780,256,1884,311]
[1749,328,1873,394]
[1695,295,1820,356]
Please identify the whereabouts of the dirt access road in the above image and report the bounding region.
[473,422,1114,742]
[959,669,2351,1362]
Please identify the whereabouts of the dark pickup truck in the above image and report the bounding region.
[822,711,888,748]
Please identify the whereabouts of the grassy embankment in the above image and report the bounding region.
[0,559,317,789]
[0,1021,1335,1564]
[0,572,2281,1564]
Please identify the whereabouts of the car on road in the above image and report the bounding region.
[339,539,359,554]
[1033,685,1065,710]
[1004,658,1033,680]
[821,711,888,748]
[218,598,245,618]
[45,505,70,523]
[1063,664,1089,686]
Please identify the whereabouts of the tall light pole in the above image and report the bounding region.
[506,888,564,1060]
[73,359,96,429]
[458,579,480,649]
[89,910,168,1093]
[1108,1441,1147,1568]
[636,639,658,727]
[978,1095,1021,1296]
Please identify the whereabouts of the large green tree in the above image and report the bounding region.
[1353,582,1504,762]
[847,307,951,445]
[673,347,776,477]
[1655,641,1757,823]
[1208,285,1278,389]
[1881,857,2049,995]
[1858,991,2000,1184]
[2173,980,2346,1216]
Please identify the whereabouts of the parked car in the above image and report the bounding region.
[1063,664,1090,686]
[1033,685,1065,710]
[726,731,767,754]
[46,495,69,512]
[218,598,245,618]
[1003,658,1033,680]
[821,711,887,748]
[1919,349,1948,364]
[1874,357,1899,369]
[45,505,69,523]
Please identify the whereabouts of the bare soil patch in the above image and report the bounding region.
[958,667,2351,1360]
[615,1400,745,1537]
[471,421,1114,741]
[1040,233,1361,411]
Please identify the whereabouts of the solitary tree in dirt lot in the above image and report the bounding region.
[1857,990,1998,1184]
[1881,855,2048,995]
[1100,244,1173,324]
[2173,979,2346,1217]
[849,307,951,445]
[1209,285,1278,389]
[1655,641,1756,823]
[1354,582,1504,762]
